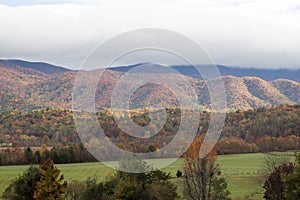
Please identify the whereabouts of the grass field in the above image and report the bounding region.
[0,152,295,200]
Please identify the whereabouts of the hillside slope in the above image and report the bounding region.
[0,60,299,111]
[0,105,299,154]
[6,59,71,74]
[271,79,300,104]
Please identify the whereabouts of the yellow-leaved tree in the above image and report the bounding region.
[33,158,67,200]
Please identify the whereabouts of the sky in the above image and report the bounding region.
[0,0,300,69]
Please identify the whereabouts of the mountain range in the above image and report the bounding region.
[112,63,300,83]
[0,59,299,111]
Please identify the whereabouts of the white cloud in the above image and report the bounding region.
[0,0,300,69]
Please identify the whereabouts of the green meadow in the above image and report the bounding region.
[0,152,295,200]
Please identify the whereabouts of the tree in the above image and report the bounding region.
[211,177,231,200]
[42,135,50,146]
[146,144,156,153]
[111,159,178,200]
[263,163,294,200]
[3,165,40,200]
[146,180,178,200]
[176,170,183,178]
[80,177,113,200]
[33,158,67,200]
[65,181,87,200]
[81,158,179,200]
[67,144,77,163]
[34,151,41,164]
[113,174,145,200]
[40,144,49,160]
[283,154,300,200]
[262,154,291,177]
[183,137,231,200]
[24,147,35,164]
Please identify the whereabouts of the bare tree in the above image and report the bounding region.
[183,137,231,200]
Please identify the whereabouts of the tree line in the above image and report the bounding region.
[0,143,97,166]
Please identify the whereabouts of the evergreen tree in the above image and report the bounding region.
[33,158,67,200]
[3,165,40,200]
[24,147,35,164]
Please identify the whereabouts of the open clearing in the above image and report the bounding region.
[0,152,295,200]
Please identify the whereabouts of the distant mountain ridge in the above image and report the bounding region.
[3,59,71,74]
[0,59,299,111]
[2,59,299,82]
[111,63,300,83]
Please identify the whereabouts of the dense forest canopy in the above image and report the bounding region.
[0,105,299,156]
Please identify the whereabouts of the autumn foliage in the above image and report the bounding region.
[183,139,230,200]
[33,158,67,200]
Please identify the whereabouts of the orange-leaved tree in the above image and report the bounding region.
[183,136,231,200]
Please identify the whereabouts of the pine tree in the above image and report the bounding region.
[33,158,67,200]
[3,165,40,200]
[24,147,35,164]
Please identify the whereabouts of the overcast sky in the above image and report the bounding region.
[0,0,300,69]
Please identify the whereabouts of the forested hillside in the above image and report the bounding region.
[0,105,299,157]
[1,59,300,111]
